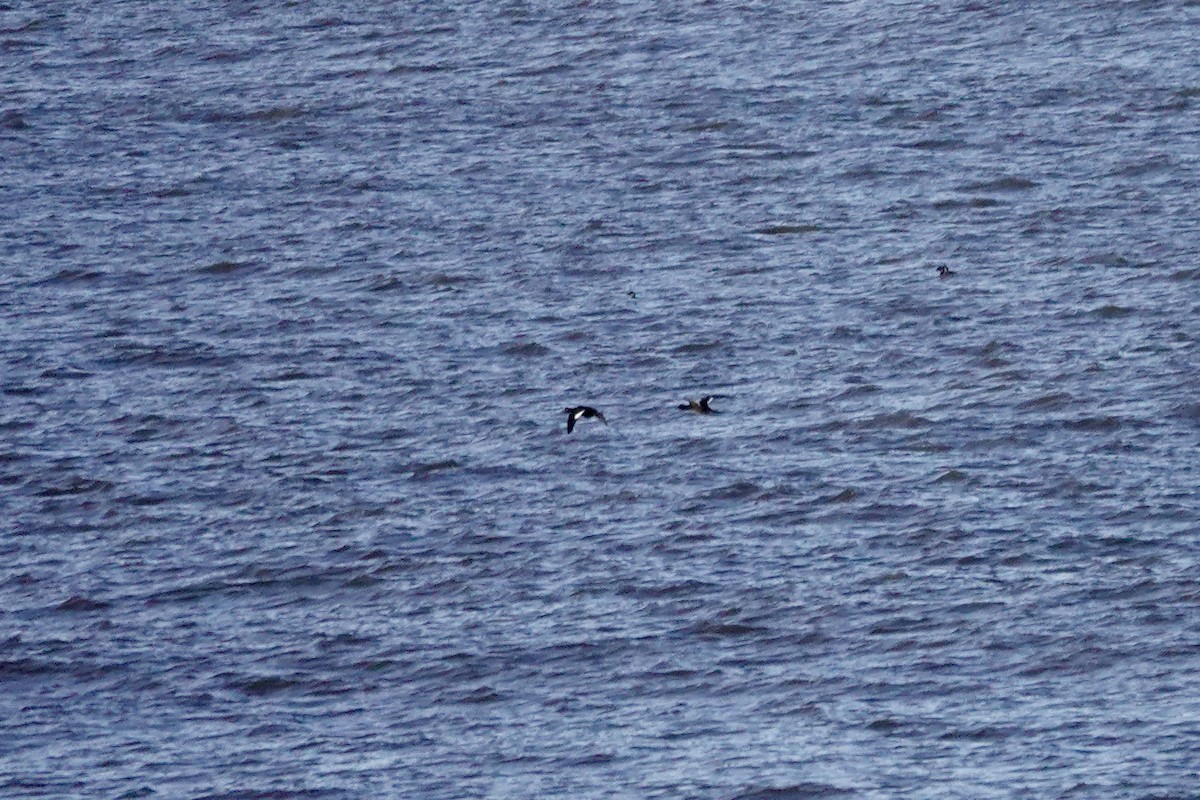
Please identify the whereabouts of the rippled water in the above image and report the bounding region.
[3,2,1199,798]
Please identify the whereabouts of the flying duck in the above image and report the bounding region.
[678,396,720,414]
[563,405,607,433]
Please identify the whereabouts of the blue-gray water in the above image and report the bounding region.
[2,2,1199,798]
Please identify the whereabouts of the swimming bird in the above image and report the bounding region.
[564,405,607,433]
[678,396,720,414]
[937,265,955,277]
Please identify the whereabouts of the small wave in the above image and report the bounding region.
[197,104,307,123]
[200,49,251,64]
[671,339,723,354]
[509,61,573,78]
[55,595,110,612]
[455,684,502,704]
[1062,415,1123,432]
[105,339,232,369]
[1019,391,1073,409]
[152,185,191,198]
[259,368,321,383]
[408,459,462,479]
[900,137,965,150]
[868,615,935,635]
[938,724,1017,742]
[617,579,718,599]
[685,619,769,638]
[956,176,1040,192]
[425,272,474,287]
[303,15,351,30]
[197,259,253,275]
[1109,153,1173,178]
[500,339,549,357]
[39,366,92,379]
[931,196,1005,209]
[1091,304,1134,319]
[115,412,188,442]
[837,162,890,180]
[817,488,858,504]
[975,339,1021,357]
[1081,252,1144,269]
[731,783,854,800]
[37,267,107,284]
[368,275,408,292]
[0,109,30,130]
[386,63,447,75]
[3,386,45,398]
[680,119,734,133]
[833,383,880,399]
[566,751,617,766]
[118,491,174,507]
[145,578,232,606]
[721,146,817,162]
[867,717,906,732]
[705,480,761,501]
[0,656,91,679]
[1170,401,1200,423]
[858,410,932,429]
[230,674,304,696]
[35,475,115,497]
[752,223,822,235]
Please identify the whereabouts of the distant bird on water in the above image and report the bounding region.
[564,405,607,433]
[937,265,955,277]
[679,395,720,414]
